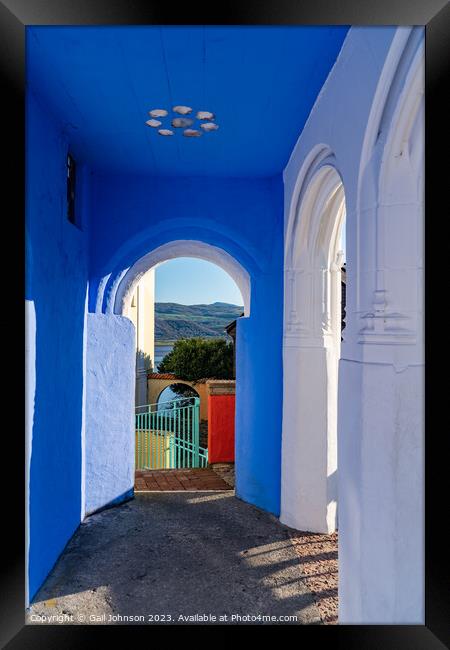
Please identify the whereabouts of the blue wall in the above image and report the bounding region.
[24,22,349,604]
[88,173,283,299]
[26,105,284,602]
[88,173,284,515]
[26,91,89,601]
[235,275,283,514]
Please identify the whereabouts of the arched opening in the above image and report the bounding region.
[131,253,244,479]
[281,162,346,534]
[86,239,248,505]
[104,240,251,318]
[85,230,283,517]
[157,383,200,406]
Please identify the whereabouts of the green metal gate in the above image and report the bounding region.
[135,397,208,470]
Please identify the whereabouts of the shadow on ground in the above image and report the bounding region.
[27,492,324,625]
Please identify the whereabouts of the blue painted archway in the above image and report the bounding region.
[84,184,284,519]
[25,24,348,603]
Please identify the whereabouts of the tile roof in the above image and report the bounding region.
[148,373,177,379]
[147,373,208,383]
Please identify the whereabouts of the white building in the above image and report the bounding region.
[126,269,155,406]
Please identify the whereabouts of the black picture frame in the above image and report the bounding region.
[4,0,449,646]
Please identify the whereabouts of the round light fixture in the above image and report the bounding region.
[200,122,219,131]
[149,109,168,118]
[173,105,193,115]
[183,129,202,137]
[171,117,194,128]
[196,111,215,120]
[145,106,218,137]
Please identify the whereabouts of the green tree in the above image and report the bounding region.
[157,337,234,381]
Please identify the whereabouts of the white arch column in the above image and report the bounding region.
[280,26,424,623]
[281,165,345,534]
[338,38,424,623]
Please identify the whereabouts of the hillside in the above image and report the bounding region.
[155,302,243,341]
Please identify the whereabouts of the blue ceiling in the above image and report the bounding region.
[27,26,348,178]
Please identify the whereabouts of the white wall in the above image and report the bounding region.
[282,26,424,623]
[84,314,135,514]
[127,268,155,406]
[25,299,36,608]
[282,165,344,534]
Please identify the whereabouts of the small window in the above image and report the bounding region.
[67,153,80,228]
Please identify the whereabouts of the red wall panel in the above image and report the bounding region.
[208,395,235,463]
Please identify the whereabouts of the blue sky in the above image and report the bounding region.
[155,258,244,306]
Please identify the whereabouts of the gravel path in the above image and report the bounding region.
[288,530,338,624]
[27,492,324,625]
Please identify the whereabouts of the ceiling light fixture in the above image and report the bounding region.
[149,109,168,118]
[171,117,194,128]
[145,107,218,138]
[196,111,215,120]
[183,129,202,137]
[200,122,219,131]
[173,105,193,115]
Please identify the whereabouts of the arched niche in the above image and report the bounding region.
[281,158,346,534]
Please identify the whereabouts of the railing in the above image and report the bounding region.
[135,397,208,469]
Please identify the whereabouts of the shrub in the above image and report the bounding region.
[157,337,234,381]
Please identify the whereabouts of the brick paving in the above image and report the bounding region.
[135,468,233,491]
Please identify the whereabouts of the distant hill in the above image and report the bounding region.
[155,302,244,342]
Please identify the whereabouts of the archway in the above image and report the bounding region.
[157,383,200,406]
[95,239,251,318]
[281,159,346,534]
[134,251,244,471]
[84,239,260,515]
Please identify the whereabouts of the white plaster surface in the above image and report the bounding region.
[85,314,135,515]
[81,286,88,521]
[338,361,424,623]
[126,268,155,406]
[281,163,344,535]
[281,346,336,533]
[25,299,36,608]
[281,27,424,623]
